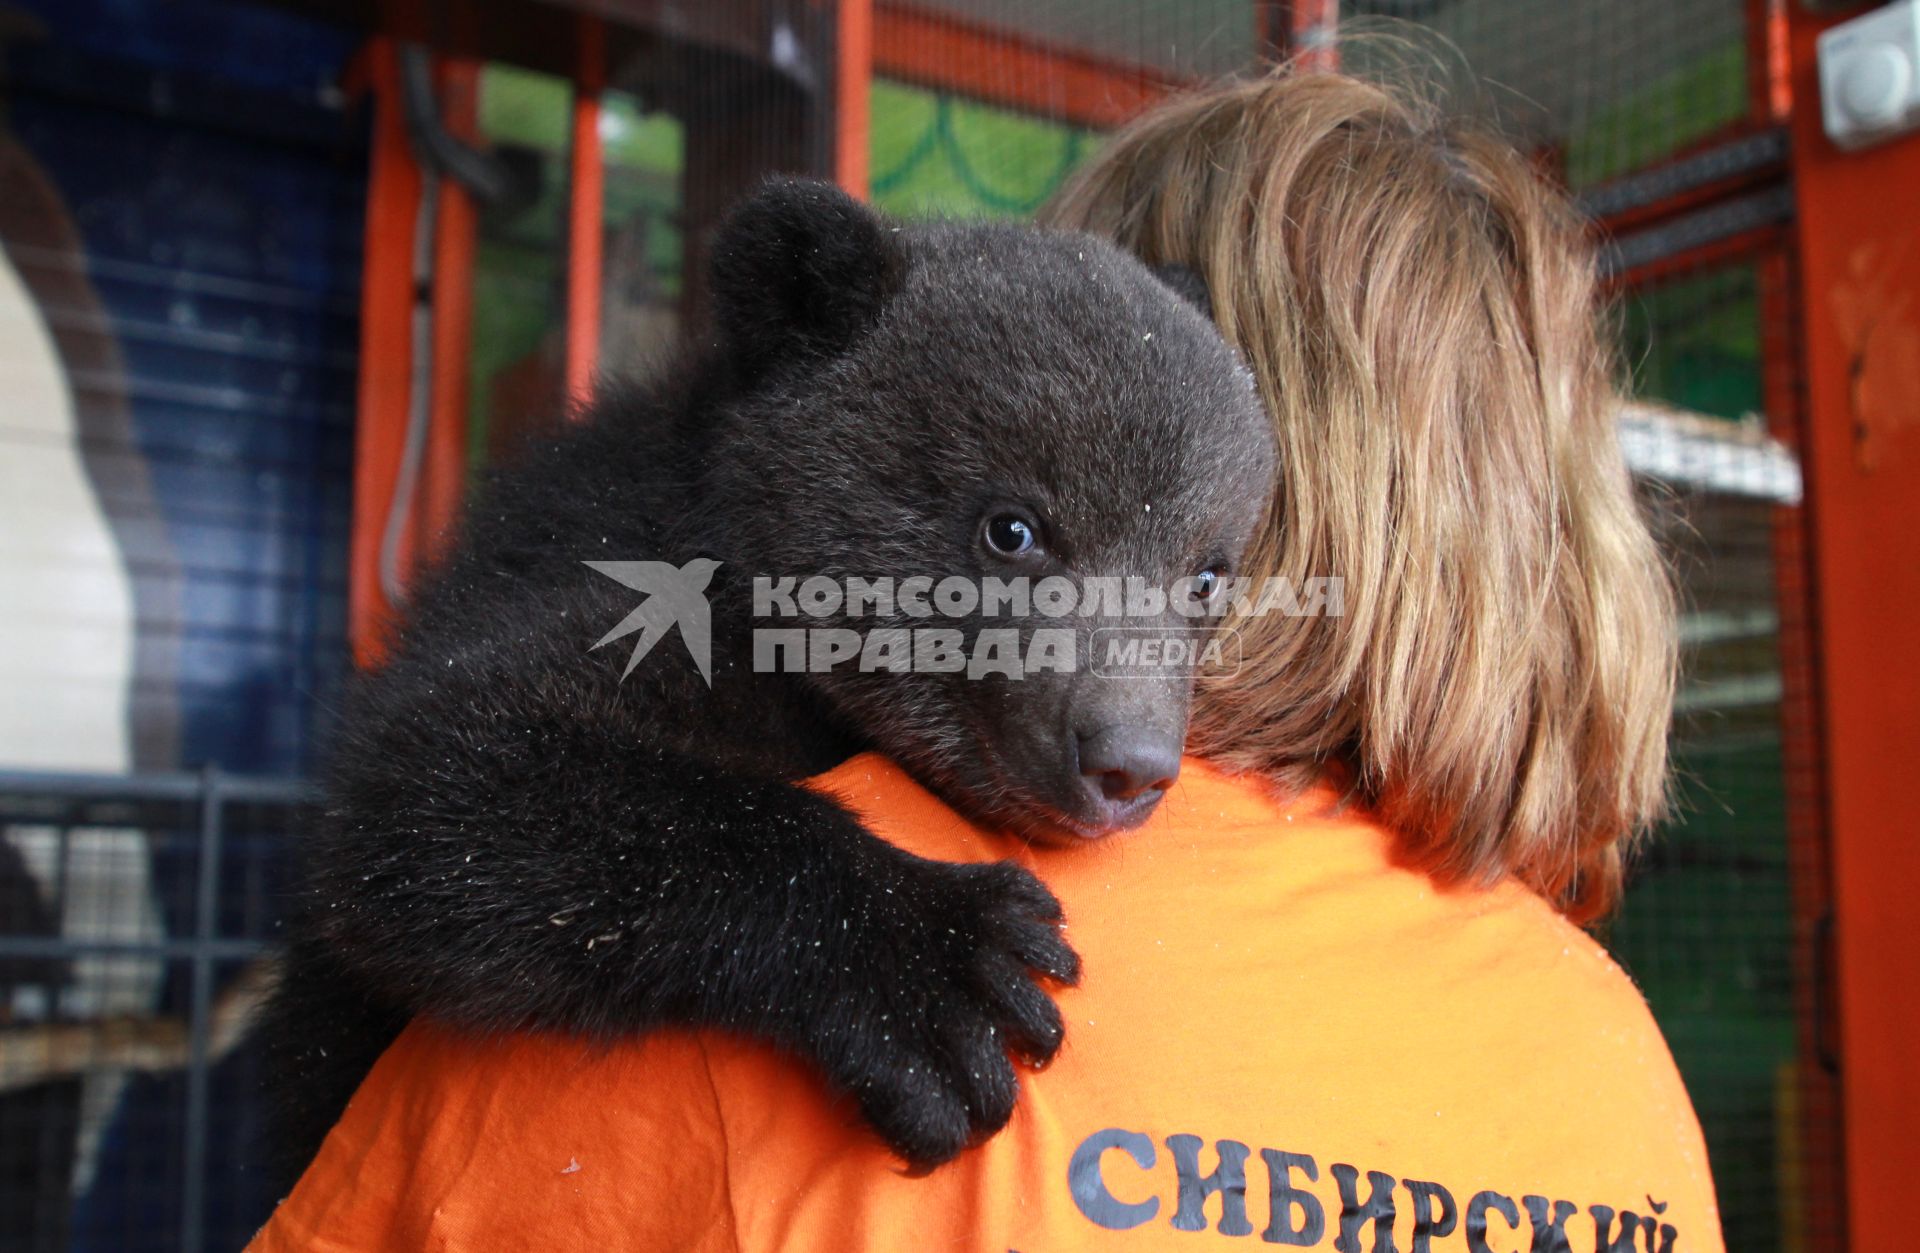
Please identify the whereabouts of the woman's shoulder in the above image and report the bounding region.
[816,750,1681,1059]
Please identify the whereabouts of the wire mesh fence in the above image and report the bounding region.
[0,772,305,1253]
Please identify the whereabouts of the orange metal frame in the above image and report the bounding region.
[1748,0,1792,126]
[1783,7,1920,1250]
[426,61,480,575]
[352,19,604,664]
[565,15,605,412]
[865,0,1338,142]
[347,40,477,667]
[1745,7,1845,1249]
[871,2,1179,132]
[837,0,873,197]
[347,39,414,667]
[1757,237,1849,1253]
[1256,1,1339,71]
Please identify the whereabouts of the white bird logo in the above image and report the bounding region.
[583,558,721,686]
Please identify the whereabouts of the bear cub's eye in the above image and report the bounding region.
[983,513,1040,558]
[1191,566,1229,605]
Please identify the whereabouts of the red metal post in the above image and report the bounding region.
[565,15,605,414]
[423,57,479,562]
[1748,0,1792,125]
[1256,1,1339,71]
[348,38,420,668]
[1784,8,1920,1249]
[1756,243,1848,1253]
[837,0,873,198]
[347,42,481,667]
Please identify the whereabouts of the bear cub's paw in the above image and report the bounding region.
[808,858,1079,1167]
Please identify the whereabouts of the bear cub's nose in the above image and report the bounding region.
[1077,726,1182,818]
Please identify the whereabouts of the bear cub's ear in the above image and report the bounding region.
[1149,263,1214,323]
[708,178,907,381]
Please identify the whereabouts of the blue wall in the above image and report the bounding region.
[1,2,365,1246]
[5,0,360,778]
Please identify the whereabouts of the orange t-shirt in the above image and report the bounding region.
[250,756,1723,1252]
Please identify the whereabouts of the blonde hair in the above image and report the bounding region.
[1042,67,1676,921]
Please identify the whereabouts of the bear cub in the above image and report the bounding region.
[264,179,1275,1176]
